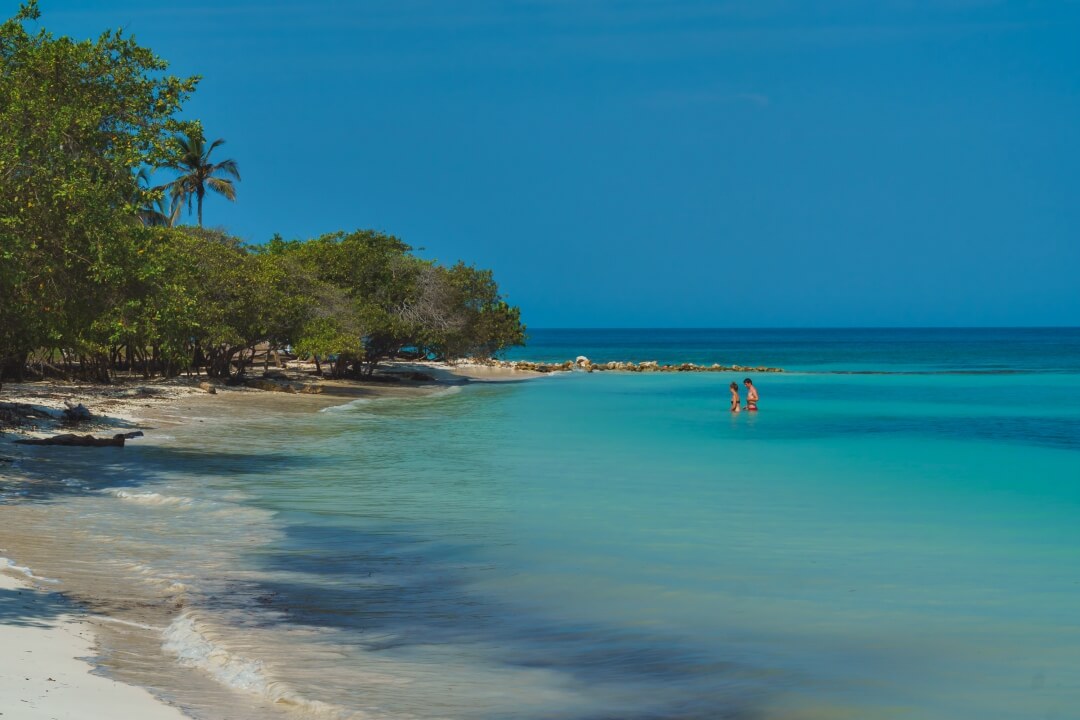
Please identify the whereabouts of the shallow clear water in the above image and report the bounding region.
[4,329,1080,719]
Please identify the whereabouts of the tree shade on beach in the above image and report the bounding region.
[0,3,524,386]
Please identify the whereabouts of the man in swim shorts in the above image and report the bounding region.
[743,378,758,411]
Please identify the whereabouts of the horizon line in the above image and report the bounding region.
[521,325,1080,331]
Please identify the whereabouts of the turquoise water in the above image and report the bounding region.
[6,329,1080,719]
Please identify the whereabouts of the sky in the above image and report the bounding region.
[35,1,1080,328]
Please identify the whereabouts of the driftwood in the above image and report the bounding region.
[14,431,144,448]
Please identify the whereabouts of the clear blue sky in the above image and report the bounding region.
[39,1,1080,328]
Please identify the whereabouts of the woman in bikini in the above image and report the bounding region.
[730,382,741,413]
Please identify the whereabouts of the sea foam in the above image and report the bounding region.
[102,488,198,508]
[162,613,353,718]
[0,556,60,584]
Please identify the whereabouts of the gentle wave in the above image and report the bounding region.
[0,556,60,584]
[162,613,352,719]
[102,488,198,508]
[94,615,165,632]
[319,384,462,413]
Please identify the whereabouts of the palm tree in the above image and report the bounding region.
[164,132,240,226]
[133,168,180,227]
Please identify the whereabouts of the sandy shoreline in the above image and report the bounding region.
[0,572,190,719]
[0,361,541,719]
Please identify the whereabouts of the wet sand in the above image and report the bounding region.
[0,361,547,719]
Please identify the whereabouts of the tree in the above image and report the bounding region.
[1,3,525,388]
[163,131,240,227]
[134,168,179,227]
[0,1,198,381]
[422,263,526,360]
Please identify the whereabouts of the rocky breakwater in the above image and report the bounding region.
[464,357,784,374]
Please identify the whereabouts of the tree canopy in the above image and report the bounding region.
[0,3,524,386]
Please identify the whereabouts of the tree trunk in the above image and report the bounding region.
[0,353,27,382]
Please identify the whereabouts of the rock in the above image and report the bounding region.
[197,381,218,394]
[575,356,591,366]
[61,401,92,424]
[244,378,297,393]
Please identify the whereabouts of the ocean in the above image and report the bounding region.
[3,328,1080,719]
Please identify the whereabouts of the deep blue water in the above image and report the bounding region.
[6,328,1080,720]
[505,327,1080,373]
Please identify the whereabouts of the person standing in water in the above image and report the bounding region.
[729,382,741,413]
[744,378,759,411]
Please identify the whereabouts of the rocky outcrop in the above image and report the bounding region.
[244,377,324,394]
[461,359,784,374]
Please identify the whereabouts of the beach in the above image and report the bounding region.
[0,572,189,720]
[3,329,1080,719]
[0,361,540,719]
[4,1,1075,715]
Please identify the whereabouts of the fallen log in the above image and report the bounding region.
[14,431,144,448]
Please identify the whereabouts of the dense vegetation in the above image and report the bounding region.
[0,3,524,387]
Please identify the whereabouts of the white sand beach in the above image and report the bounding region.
[0,360,549,719]
[0,571,189,719]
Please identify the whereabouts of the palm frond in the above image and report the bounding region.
[206,177,237,201]
[213,158,241,180]
[159,131,240,225]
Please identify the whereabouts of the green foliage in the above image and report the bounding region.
[0,1,198,374]
[0,4,524,384]
[162,131,240,227]
[440,263,527,359]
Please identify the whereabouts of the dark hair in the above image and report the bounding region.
[743,378,753,385]
[730,382,738,390]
